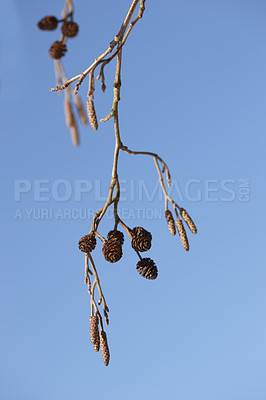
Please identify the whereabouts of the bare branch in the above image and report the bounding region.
[50,0,143,93]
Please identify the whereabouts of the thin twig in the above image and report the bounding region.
[50,0,141,93]
[153,157,180,212]
[66,0,74,14]
[90,50,123,233]
[118,218,133,239]
[90,280,104,331]
[94,231,105,243]
[121,145,172,187]
[88,253,109,326]
[97,0,146,87]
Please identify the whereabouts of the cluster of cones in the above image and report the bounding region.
[79,226,158,281]
[130,227,158,280]
[37,12,85,146]
[37,15,79,59]
[78,212,197,366]
[165,207,197,251]
[37,11,99,139]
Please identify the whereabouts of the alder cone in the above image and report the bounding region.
[165,210,176,236]
[100,331,110,366]
[136,258,158,280]
[131,227,152,252]
[176,219,189,251]
[61,21,79,38]
[49,41,67,59]
[38,16,58,31]
[180,208,197,234]
[78,233,96,253]
[102,239,122,263]
[107,230,124,245]
[89,315,100,352]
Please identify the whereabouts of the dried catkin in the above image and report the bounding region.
[89,315,100,352]
[165,210,176,236]
[64,99,75,127]
[176,218,189,251]
[86,98,98,131]
[64,99,79,145]
[100,331,110,366]
[70,123,79,146]
[180,208,197,234]
[74,95,88,126]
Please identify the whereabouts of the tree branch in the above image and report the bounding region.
[50,0,142,94]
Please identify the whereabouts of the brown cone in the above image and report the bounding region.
[107,230,124,245]
[165,210,176,236]
[89,315,100,352]
[176,219,189,251]
[49,41,67,59]
[86,98,98,131]
[100,331,110,366]
[102,239,122,263]
[131,227,152,252]
[38,16,58,31]
[180,208,197,234]
[78,233,96,253]
[136,258,158,280]
[61,21,79,38]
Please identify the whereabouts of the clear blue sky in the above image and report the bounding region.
[1,0,266,399]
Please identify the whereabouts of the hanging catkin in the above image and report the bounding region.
[180,208,197,234]
[165,210,176,236]
[86,97,98,131]
[100,331,110,366]
[176,218,189,251]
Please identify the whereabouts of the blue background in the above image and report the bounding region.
[1,0,266,399]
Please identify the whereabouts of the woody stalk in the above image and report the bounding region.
[38,0,197,366]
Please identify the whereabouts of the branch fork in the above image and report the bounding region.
[43,0,198,366]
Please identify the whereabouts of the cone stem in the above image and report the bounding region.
[88,253,109,326]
